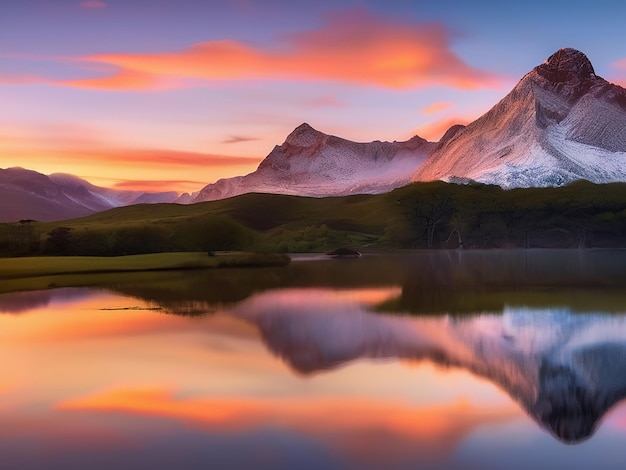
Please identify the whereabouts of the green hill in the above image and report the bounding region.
[3,180,626,256]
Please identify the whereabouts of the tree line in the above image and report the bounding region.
[387,180,626,249]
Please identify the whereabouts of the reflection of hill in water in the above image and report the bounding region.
[5,250,626,316]
[110,250,626,316]
[229,290,626,444]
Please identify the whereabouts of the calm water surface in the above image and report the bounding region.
[2,250,626,469]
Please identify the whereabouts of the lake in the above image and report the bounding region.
[2,250,626,469]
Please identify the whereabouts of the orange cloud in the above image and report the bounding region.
[60,70,160,91]
[0,128,262,192]
[421,101,453,115]
[59,8,501,91]
[81,148,262,167]
[5,141,262,169]
[111,179,207,192]
[414,117,472,141]
[0,122,263,194]
[57,386,519,461]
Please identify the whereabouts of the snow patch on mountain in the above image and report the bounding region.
[194,123,435,202]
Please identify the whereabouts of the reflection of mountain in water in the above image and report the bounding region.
[6,250,626,444]
[230,290,626,444]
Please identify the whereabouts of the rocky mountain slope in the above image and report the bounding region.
[414,48,626,188]
[194,123,435,202]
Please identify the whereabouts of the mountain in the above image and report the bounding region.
[48,173,178,206]
[0,167,178,222]
[414,48,626,188]
[230,288,626,444]
[194,123,435,202]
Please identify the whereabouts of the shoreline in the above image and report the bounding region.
[0,252,290,281]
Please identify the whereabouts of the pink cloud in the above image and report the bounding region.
[609,58,626,87]
[58,70,166,91]
[0,74,43,85]
[421,101,453,115]
[413,117,472,141]
[305,95,347,107]
[79,1,106,8]
[221,135,261,144]
[52,8,502,91]
[613,58,626,70]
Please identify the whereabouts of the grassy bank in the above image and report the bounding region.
[0,252,290,281]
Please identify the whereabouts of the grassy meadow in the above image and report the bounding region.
[0,251,290,289]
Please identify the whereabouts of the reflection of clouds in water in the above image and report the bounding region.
[57,386,516,465]
[0,288,99,314]
[230,288,626,443]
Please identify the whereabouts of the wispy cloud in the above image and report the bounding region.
[421,101,453,115]
[0,74,42,85]
[221,135,261,144]
[613,58,626,70]
[68,148,263,167]
[611,58,626,87]
[40,8,502,91]
[59,70,160,91]
[304,95,346,107]
[111,179,206,192]
[79,1,107,8]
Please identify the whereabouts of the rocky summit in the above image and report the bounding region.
[535,47,596,83]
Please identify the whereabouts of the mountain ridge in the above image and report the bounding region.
[193,123,435,202]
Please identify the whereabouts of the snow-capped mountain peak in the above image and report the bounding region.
[194,123,436,202]
[283,122,326,147]
[414,48,626,188]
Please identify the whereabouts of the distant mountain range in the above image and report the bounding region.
[3,48,626,222]
[0,167,178,222]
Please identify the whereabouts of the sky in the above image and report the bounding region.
[3,0,626,194]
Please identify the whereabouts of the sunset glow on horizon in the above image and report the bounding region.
[3,0,626,193]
